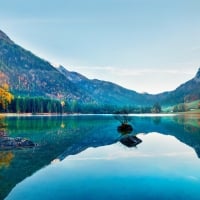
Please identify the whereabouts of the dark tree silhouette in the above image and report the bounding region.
[114,109,133,134]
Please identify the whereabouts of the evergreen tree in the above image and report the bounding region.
[152,102,162,113]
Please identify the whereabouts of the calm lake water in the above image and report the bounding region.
[1,114,200,200]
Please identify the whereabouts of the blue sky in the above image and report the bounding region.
[0,0,200,93]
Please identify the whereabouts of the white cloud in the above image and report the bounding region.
[68,65,196,76]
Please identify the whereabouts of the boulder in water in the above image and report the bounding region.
[120,135,142,147]
[0,136,35,150]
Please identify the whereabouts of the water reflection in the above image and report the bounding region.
[6,133,200,200]
[119,134,142,147]
[0,116,6,137]
[152,116,162,125]
[0,114,199,199]
[0,152,14,168]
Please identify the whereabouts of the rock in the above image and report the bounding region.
[120,135,142,147]
[20,139,35,147]
[0,137,35,150]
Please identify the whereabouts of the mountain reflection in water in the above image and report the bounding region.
[0,114,200,199]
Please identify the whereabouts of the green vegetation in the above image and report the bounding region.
[0,96,164,114]
[2,97,64,114]
[151,102,162,113]
[163,100,200,113]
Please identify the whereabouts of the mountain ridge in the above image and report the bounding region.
[0,29,199,108]
[0,30,93,102]
[0,30,13,44]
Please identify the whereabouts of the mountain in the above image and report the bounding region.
[156,68,200,105]
[173,68,200,102]
[58,65,200,107]
[58,66,155,106]
[0,30,156,107]
[0,30,91,102]
[0,29,199,108]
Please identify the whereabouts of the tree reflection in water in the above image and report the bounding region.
[0,152,14,168]
[0,115,6,136]
[0,116,15,169]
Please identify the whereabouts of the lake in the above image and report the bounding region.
[1,114,200,200]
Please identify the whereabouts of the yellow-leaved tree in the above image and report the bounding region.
[0,83,14,110]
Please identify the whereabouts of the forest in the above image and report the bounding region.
[0,96,162,114]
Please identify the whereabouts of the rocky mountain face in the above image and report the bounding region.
[0,29,199,107]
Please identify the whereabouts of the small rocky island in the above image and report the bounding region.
[114,110,142,147]
[114,110,134,134]
[0,130,35,150]
[117,123,133,134]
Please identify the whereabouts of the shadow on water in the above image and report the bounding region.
[0,114,200,199]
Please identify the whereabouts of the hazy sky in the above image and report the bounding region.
[0,0,200,94]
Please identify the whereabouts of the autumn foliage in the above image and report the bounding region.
[0,83,14,109]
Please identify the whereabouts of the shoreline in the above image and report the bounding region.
[0,112,178,117]
[0,111,199,117]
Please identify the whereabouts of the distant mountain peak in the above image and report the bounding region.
[194,67,200,82]
[0,30,13,44]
